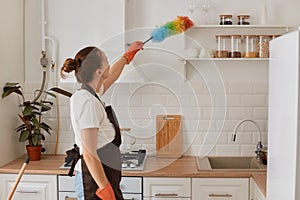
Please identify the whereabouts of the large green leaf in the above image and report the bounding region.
[22,105,40,116]
[22,106,33,116]
[31,117,39,128]
[32,134,39,146]
[2,87,23,99]
[41,105,51,112]
[40,122,51,135]
[19,130,30,142]
[18,114,31,130]
[15,124,27,132]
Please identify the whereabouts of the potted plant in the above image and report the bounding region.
[2,82,56,161]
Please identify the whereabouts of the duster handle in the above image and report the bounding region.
[143,36,153,44]
[7,156,30,200]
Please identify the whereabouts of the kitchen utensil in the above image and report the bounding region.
[156,115,182,158]
[7,156,30,200]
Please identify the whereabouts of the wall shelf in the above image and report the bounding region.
[181,58,270,61]
[192,25,289,29]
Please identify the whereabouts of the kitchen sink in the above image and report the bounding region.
[196,156,266,170]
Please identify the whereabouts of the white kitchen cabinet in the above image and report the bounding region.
[267,30,300,199]
[121,176,143,200]
[0,174,57,200]
[249,178,266,200]
[58,175,142,200]
[58,175,77,200]
[143,177,191,199]
[192,178,249,200]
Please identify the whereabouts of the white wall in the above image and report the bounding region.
[16,0,300,157]
[0,0,25,166]
[25,0,300,155]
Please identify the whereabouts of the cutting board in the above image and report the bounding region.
[156,115,182,158]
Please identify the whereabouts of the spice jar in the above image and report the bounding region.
[229,35,242,58]
[257,35,271,58]
[219,15,233,25]
[215,35,230,58]
[237,15,250,25]
[243,35,257,58]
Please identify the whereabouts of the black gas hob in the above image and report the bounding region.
[121,149,147,171]
[60,149,147,171]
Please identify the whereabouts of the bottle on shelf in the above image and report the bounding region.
[243,35,257,58]
[237,15,250,25]
[215,35,230,58]
[229,35,242,58]
[219,14,233,25]
[257,35,271,58]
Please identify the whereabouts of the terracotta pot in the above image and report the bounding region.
[26,145,42,161]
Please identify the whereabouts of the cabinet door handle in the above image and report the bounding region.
[16,189,39,194]
[124,198,135,200]
[209,193,232,197]
[162,117,175,120]
[155,193,178,197]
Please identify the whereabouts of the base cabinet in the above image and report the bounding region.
[58,176,77,200]
[0,174,57,200]
[143,177,191,199]
[192,178,249,200]
[58,175,143,200]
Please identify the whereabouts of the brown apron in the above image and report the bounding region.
[79,84,123,200]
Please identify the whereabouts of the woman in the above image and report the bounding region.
[60,41,144,200]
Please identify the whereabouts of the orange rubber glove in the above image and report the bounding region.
[123,41,144,64]
[95,182,116,200]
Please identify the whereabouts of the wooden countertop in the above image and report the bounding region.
[0,154,267,196]
[252,173,267,197]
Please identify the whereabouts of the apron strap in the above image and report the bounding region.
[81,84,122,147]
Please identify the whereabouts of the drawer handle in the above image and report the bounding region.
[155,193,178,197]
[16,189,39,194]
[163,117,175,120]
[209,193,232,197]
[124,198,135,200]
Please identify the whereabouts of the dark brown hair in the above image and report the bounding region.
[60,46,105,83]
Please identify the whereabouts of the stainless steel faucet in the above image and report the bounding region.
[232,119,263,160]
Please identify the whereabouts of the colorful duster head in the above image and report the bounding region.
[149,16,194,43]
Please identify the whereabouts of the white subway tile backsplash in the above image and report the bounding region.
[196,95,212,107]
[215,145,241,156]
[183,145,202,156]
[141,95,166,106]
[228,107,253,119]
[253,108,268,119]
[253,82,268,94]
[189,81,208,94]
[25,80,269,156]
[229,82,253,94]
[203,132,228,144]
[225,95,242,107]
[242,95,267,107]
[241,145,256,156]
[228,132,253,144]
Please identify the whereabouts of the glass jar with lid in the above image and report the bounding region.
[257,35,271,58]
[229,35,242,58]
[237,15,250,25]
[215,35,230,58]
[219,14,233,25]
[243,35,257,58]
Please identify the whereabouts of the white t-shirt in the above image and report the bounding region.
[70,86,115,172]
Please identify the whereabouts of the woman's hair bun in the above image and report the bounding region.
[60,58,77,79]
[62,58,76,73]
